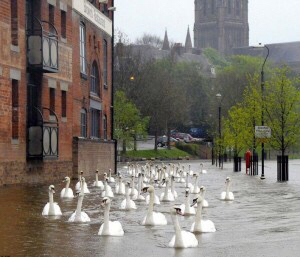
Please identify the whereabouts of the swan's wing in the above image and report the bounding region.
[202,220,216,233]
[109,221,124,236]
[159,193,164,201]
[153,212,167,225]
[75,182,81,191]
[145,195,150,204]
[154,195,160,205]
[202,169,207,174]
[202,199,209,207]
[190,222,195,232]
[137,195,145,201]
[229,192,235,200]
[64,188,74,198]
[181,231,198,247]
[120,199,126,209]
[179,204,186,213]
[60,189,66,198]
[42,203,50,215]
[80,211,91,222]
[68,212,76,222]
[98,223,104,235]
[129,200,137,209]
[220,192,226,200]
[168,235,176,248]
[54,203,62,215]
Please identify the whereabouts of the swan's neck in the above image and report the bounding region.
[194,176,199,187]
[75,195,84,218]
[185,174,189,187]
[49,191,55,214]
[125,186,130,201]
[137,176,142,196]
[226,182,230,198]
[147,191,154,214]
[171,214,183,245]
[95,173,99,183]
[65,180,70,190]
[104,182,108,192]
[164,181,169,196]
[195,201,203,227]
[103,203,111,232]
[171,179,175,194]
[109,170,112,179]
[185,194,191,213]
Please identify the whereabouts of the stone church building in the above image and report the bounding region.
[194,0,249,54]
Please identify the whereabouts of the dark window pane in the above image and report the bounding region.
[61,91,66,117]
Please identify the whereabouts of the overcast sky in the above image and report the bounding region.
[115,0,300,46]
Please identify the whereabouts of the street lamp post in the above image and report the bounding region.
[259,44,270,180]
[216,93,222,169]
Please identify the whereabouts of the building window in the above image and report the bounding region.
[11,0,18,46]
[61,91,67,117]
[50,88,55,112]
[90,61,100,95]
[211,0,215,14]
[103,39,108,87]
[61,10,66,39]
[80,22,87,75]
[203,0,207,16]
[49,4,55,33]
[80,109,87,137]
[103,114,107,140]
[90,108,100,138]
[12,80,19,139]
[236,0,241,16]
[102,4,109,17]
[228,0,232,14]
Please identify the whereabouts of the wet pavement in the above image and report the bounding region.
[1,160,300,257]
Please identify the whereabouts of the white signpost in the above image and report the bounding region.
[255,126,271,139]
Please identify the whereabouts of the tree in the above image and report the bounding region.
[135,33,163,48]
[264,67,300,158]
[114,91,149,153]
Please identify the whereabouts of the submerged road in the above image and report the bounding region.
[0,160,300,257]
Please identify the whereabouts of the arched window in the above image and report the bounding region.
[103,114,107,140]
[90,61,100,95]
[80,108,87,137]
[228,0,232,14]
[203,0,207,16]
[236,0,241,16]
[79,22,86,74]
[211,0,215,14]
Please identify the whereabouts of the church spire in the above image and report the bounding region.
[185,26,193,53]
[162,29,170,50]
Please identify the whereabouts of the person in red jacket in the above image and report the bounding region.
[245,150,251,174]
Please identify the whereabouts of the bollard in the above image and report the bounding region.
[277,155,288,182]
[250,154,258,176]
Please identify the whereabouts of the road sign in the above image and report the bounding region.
[255,126,271,139]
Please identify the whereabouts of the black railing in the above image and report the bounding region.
[27,17,59,73]
[27,107,59,159]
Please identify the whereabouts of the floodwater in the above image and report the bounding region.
[1,160,300,257]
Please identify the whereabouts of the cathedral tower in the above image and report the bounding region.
[194,0,249,54]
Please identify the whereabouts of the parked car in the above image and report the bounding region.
[189,127,207,138]
[157,136,178,147]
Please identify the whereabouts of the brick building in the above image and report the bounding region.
[0,0,115,186]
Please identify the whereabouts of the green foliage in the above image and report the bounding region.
[175,142,208,157]
[124,148,190,159]
[114,90,149,150]
[264,67,300,155]
[203,48,229,69]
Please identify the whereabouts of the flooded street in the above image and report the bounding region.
[1,160,300,257]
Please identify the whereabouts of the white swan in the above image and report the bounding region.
[145,178,160,205]
[169,206,198,248]
[179,188,196,215]
[107,169,115,183]
[160,179,175,202]
[68,188,90,222]
[221,177,234,201]
[101,179,114,198]
[93,169,104,189]
[60,177,74,198]
[98,197,124,236]
[199,163,207,174]
[42,185,62,216]
[135,173,145,201]
[120,182,137,210]
[200,186,209,207]
[185,173,194,192]
[129,176,138,200]
[142,185,167,226]
[170,176,178,198]
[75,171,90,194]
[115,175,125,195]
[191,174,200,194]
[190,195,216,233]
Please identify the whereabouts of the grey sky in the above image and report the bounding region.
[115,0,300,46]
